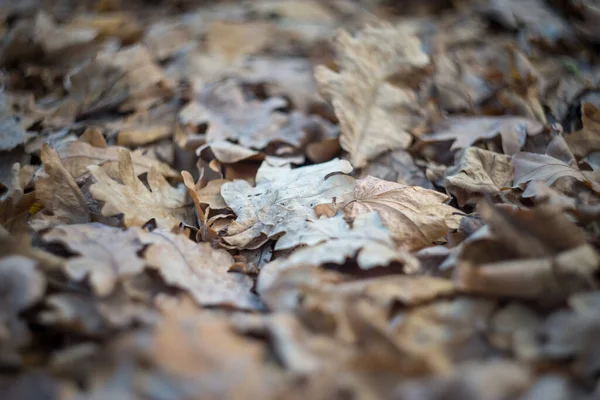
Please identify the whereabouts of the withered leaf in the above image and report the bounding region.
[422,116,543,156]
[139,230,260,309]
[89,150,193,229]
[221,158,354,250]
[444,147,514,207]
[340,176,461,250]
[43,224,145,296]
[0,255,45,319]
[180,80,291,150]
[565,103,600,159]
[30,145,90,230]
[56,140,179,180]
[316,24,430,167]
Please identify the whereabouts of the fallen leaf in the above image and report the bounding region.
[206,21,273,62]
[56,140,179,180]
[361,149,433,189]
[30,145,90,230]
[340,176,461,250]
[139,230,261,309]
[316,24,430,167]
[43,224,145,296]
[444,147,514,207]
[422,116,544,156]
[89,149,193,229]
[221,158,354,249]
[565,103,600,159]
[181,80,291,149]
[0,92,29,151]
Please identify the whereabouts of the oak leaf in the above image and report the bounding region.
[421,116,543,156]
[56,140,179,180]
[89,150,193,229]
[565,103,600,159]
[315,24,430,167]
[221,158,354,250]
[30,145,90,230]
[43,224,145,296]
[139,230,260,309]
[444,147,514,207]
[340,176,461,250]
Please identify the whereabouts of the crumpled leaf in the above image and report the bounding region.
[139,230,261,310]
[89,150,193,229]
[221,158,354,250]
[30,145,90,230]
[339,176,461,250]
[316,24,430,167]
[422,116,543,156]
[259,212,418,293]
[444,147,514,207]
[56,139,179,180]
[43,224,145,296]
[361,149,433,189]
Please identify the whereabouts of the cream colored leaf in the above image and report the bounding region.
[258,212,419,294]
[139,230,260,309]
[341,176,461,250]
[444,147,514,207]
[513,152,595,189]
[89,150,193,229]
[43,224,145,296]
[221,158,354,250]
[30,145,90,230]
[56,140,179,180]
[315,24,430,167]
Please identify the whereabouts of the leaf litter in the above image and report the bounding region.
[0,0,599,399]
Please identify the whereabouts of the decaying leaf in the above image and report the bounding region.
[444,147,514,207]
[180,80,292,150]
[565,103,600,159]
[56,139,179,180]
[422,116,544,156]
[89,150,193,229]
[30,145,90,230]
[316,24,430,167]
[221,158,354,249]
[43,224,145,296]
[139,230,260,310]
[340,176,461,250]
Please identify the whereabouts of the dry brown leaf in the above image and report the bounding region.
[444,147,514,207]
[361,149,433,189]
[221,158,354,250]
[340,176,462,250]
[30,145,90,230]
[56,140,179,180]
[43,224,145,296]
[565,103,600,159]
[422,116,544,156]
[89,150,193,229]
[315,24,430,167]
[139,230,260,309]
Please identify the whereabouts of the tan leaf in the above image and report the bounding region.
[221,158,354,250]
[43,224,145,296]
[139,230,260,309]
[89,150,193,229]
[316,24,430,167]
[206,21,273,62]
[421,116,543,156]
[56,140,179,180]
[565,103,600,159]
[0,255,45,318]
[30,145,90,230]
[444,147,514,207]
[340,176,461,250]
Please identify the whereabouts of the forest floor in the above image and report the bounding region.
[1,0,600,399]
